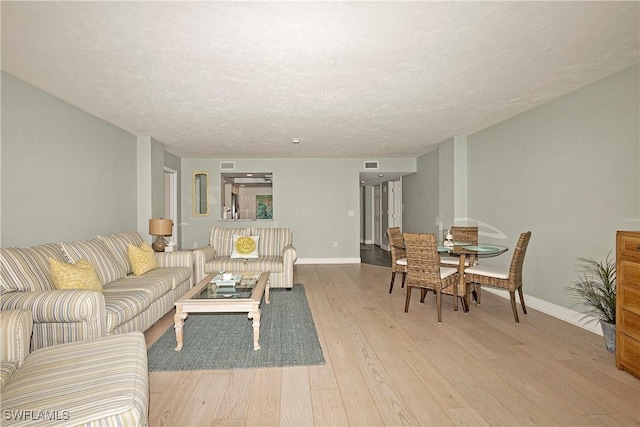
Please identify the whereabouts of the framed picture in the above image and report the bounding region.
[255,195,273,219]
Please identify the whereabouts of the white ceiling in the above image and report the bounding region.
[2,1,638,162]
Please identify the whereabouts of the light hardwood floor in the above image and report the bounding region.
[144,264,640,426]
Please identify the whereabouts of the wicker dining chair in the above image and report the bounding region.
[464,231,532,323]
[440,226,479,267]
[387,227,407,293]
[403,233,472,322]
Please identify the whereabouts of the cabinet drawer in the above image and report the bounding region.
[618,282,640,315]
[619,260,640,289]
[617,232,640,262]
[617,333,640,379]
[619,308,640,341]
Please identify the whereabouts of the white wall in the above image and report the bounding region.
[1,71,138,246]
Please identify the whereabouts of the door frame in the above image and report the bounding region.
[373,184,382,247]
[164,167,178,247]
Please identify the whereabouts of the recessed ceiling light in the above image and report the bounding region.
[292,138,301,144]
[246,173,253,177]
[378,174,384,177]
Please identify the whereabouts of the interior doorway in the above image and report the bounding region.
[164,168,178,247]
[360,177,403,265]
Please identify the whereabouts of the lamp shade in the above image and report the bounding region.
[149,218,173,236]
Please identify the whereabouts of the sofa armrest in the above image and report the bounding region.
[283,244,298,263]
[192,246,217,283]
[0,309,33,366]
[155,250,194,268]
[281,245,298,288]
[0,290,106,350]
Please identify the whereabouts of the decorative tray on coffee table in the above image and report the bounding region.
[210,274,242,287]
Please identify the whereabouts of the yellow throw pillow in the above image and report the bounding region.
[230,235,260,259]
[127,242,159,276]
[50,258,103,292]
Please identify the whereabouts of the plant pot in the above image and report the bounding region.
[600,320,616,353]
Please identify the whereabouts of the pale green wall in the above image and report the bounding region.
[438,138,455,231]
[403,65,639,313]
[180,157,415,259]
[136,136,152,239]
[467,65,639,308]
[402,148,439,234]
[151,139,166,219]
[1,71,138,246]
[136,136,168,242]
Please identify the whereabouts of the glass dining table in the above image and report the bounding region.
[394,239,509,311]
[439,243,508,311]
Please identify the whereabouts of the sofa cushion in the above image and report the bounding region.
[209,227,250,256]
[128,242,159,276]
[243,255,284,273]
[152,267,192,290]
[0,362,19,389]
[103,273,172,302]
[1,332,148,426]
[103,290,153,332]
[204,256,248,275]
[230,235,260,259]
[0,244,66,293]
[49,258,103,292]
[251,227,293,256]
[98,231,144,275]
[61,239,127,286]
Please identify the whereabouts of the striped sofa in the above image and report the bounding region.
[0,231,193,351]
[193,227,297,288]
[1,309,149,426]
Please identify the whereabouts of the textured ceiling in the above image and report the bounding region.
[2,1,638,159]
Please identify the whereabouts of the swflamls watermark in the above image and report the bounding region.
[3,410,70,421]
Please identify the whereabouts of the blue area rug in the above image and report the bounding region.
[148,284,325,371]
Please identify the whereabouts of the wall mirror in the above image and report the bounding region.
[221,172,273,220]
[193,171,209,216]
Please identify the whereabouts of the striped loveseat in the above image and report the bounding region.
[1,309,149,426]
[193,227,297,288]
[0,231,193,351]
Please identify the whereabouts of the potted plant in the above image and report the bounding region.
[565,251,616,352]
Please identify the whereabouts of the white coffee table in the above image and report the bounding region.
[173,271,270,351]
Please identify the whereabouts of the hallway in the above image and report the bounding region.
[360,244,390,267]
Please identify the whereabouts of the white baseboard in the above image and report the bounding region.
[295,257,361,265]
[361,239,374,245]
[482,288,602,336]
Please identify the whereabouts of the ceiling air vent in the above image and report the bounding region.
[220,161,235,170]
[364,161,379,170]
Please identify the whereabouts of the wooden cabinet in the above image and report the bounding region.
[616,231,640,379]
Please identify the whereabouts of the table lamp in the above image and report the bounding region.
[149,218,173,252]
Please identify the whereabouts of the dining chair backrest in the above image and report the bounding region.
[509,231,532,283]
[451,226,479,246]
[386,227,406,268]
[403,233,441,288]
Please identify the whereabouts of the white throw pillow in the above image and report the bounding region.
[230,235,260,259]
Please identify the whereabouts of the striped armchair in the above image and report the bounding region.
[193,227,297,288]
[1,309,149,426]
[0,231,193,350]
